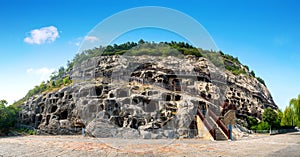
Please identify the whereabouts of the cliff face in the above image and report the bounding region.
[19,55,277,138]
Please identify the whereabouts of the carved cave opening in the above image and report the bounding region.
[95,86,102,96]
[60,110,68,120]
[46,115,51,125]
[175,95,181,101]
[51,106,58,113]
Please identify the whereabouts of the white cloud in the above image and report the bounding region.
[24,26,59,44]
[26,67,55,81]
[84,36,99,43]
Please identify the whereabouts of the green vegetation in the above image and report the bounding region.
[246,116,258,130]
[225,65,247,75]
[281,105,296,127]
[256,77,266,86]
[256,121,270,130]
[14,128,36,135]
[222,51,266,85]
[247,108,282,130]
[262,108,281,129]
[281,95,300,127]
[0,100,19,135]
[71,40,266,82]
[248,95,300,131]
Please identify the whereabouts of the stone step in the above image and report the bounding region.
[208,116,228,140]
[214,126,228,140]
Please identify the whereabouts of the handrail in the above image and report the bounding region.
[197,109,215,139]
[208,109,230,139]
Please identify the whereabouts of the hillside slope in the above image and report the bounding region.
[17,41,277,138]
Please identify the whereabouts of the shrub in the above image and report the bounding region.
[257,122,270,130]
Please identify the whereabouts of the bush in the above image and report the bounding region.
[257,122,270,130]
[247,116,258,129]
[250,125,257,130]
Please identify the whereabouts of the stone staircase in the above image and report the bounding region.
[197,108,230,140]
[208,116,228,140]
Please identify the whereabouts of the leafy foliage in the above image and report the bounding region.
[225,65,247,75]
[281,105,296,127]
[248,107,282,130]
[249,97,300,131]
[262,108,278,127]
[289,95,300,127]
[281,95,300,127]
[247,116,258,130]
[256,121,270,130]
[250,70,255,77]
[0,100,19,135]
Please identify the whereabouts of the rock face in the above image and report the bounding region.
[18,55,277,138]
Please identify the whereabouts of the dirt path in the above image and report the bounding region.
[0,132,299,157]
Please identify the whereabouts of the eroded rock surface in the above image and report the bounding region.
[19,55,277,138]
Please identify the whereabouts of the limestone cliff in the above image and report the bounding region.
[18,54,277,138]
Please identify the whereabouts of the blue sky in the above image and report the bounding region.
[0,0,299,110]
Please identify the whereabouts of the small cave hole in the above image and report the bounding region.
[60,110,68,120]
[99,104,104,111]
[130,118,138,129]
[46,115,51,125]
[40,105,45,113]
[109,93,114,98]
[37,115,42,122]
[51,106,58,113]
[95,86,102,96]
[165,94,172,101]
[132,98,139,104]
[175,95,181,101]
[60,93,64,98]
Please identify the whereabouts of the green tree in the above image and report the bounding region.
[281,105,295,127]
[138,39,145,45]
[256,77,266,86]
[0,100,18,135]
[262,107,278,128]
[290,95,300,127]
[250,70,255,77]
